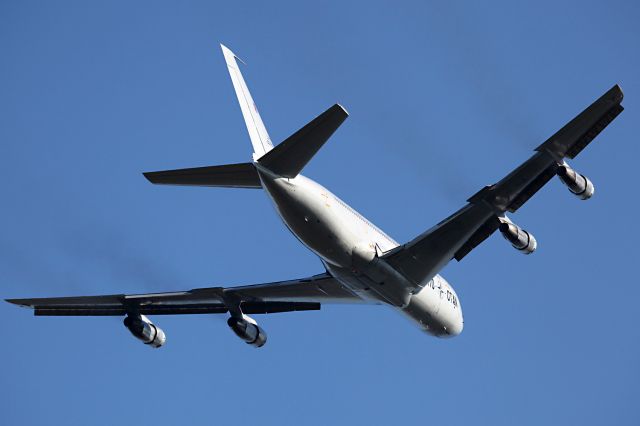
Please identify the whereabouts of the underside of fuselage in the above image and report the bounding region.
[256,166,464,337]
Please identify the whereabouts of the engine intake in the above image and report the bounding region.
[557,165,594,200]
[227,317,267,347]
[499,222,537,254]
[123,314,166,348]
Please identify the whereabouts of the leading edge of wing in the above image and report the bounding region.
[6,273,369,316]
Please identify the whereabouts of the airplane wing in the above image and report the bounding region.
[6,273,369,316]
[382,85,624,288]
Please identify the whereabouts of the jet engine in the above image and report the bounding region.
[227,317,267,348]
[557,165,594,200]
[499,221,537,254]
[123,314,166,348]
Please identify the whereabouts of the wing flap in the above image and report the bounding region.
[240,302,320,314]
[31,303,319,316]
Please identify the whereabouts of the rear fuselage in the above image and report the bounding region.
[256,164,463,337]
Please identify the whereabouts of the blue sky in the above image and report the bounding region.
[1,1,638,425]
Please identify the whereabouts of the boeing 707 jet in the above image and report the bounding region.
[6,45,624,348]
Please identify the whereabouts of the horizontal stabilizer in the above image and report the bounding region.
[258,104,348,178]
[143,162,261,188]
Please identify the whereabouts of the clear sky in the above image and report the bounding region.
[1,1,638,425]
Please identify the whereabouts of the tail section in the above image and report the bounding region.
[221,44,349,179]
[221,44,273,159]
[143,45,349,189]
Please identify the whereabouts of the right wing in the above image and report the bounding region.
[6,273,369,316]
[382,85,624,288]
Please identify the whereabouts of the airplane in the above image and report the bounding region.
[6,44,624,348]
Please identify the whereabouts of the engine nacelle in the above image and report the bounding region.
[123,314,166,348]
[557,165,594,200]
[499,222,537,254]
[227,317,267,348]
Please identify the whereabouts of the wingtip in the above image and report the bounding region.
[5,299,32,308]
[606,84,624,103]
[142,172,160,186]
[615,83,624,100]
[335,103,349,116]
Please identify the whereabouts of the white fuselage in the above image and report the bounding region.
[256,165,464,337]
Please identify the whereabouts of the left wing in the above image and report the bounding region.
[383,85,624,288]
[6,273,368,316]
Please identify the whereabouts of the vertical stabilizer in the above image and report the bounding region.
[221,44,273,159]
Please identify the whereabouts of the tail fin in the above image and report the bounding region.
[221,44,273,159]
[258,104,349,178]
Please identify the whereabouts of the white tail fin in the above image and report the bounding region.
[221,44,273,159]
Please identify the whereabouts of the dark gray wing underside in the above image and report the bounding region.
[7,273,368,316]
[383,85,624,287]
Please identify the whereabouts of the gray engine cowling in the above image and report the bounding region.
[499,222,537,254]
[557,165,594,200]
[123,314,166,348]
[227,317,267,348]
